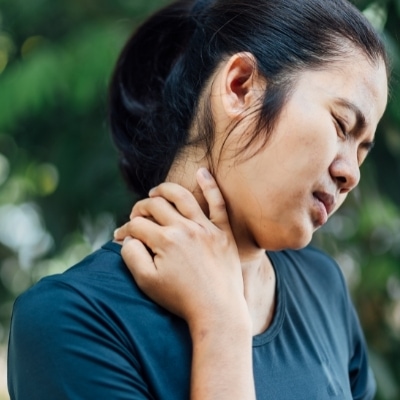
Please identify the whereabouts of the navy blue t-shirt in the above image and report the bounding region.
[8,242,375,399]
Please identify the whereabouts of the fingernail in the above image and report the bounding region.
[113,228,119,238]
[123,236,133,245]
[200,168,212,180]
[149,187,157,196]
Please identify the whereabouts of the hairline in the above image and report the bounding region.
[183,45,388,174]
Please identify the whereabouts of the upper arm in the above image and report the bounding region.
[8,280,154,400]
[347,303,376,400]
[331,261,376,400]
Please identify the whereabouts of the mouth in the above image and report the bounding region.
[313,191,336,216]
[312,191,336,227]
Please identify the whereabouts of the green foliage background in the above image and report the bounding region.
[0,0,398,398]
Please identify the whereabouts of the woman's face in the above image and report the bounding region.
[216,55,388,253]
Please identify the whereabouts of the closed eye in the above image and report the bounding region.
[333,116,348,138]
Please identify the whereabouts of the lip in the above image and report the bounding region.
[313,191,336,216]
[311,191,336,227]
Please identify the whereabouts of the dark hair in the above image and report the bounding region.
[109,0,388,198]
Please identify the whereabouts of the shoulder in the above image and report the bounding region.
[8,241,192,400]
[8,242,188,399]
[268,245,353,320]
[16,241,140,299]
[15,241,125,296]
[269,247,376,399]
[270,245,346,290]
[10,241,157,341]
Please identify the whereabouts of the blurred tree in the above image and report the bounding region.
[0,0,399,399]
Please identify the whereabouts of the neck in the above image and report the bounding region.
[241,253,276,335]
[166,154,269,264]
[167,158,277,335]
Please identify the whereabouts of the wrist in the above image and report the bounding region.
[189,303,252,343]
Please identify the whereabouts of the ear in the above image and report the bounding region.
[220,52,265,119]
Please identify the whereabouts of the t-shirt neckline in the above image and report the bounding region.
[252,251,286,347]
[102,241,285,347]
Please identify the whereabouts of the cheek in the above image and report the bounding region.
[292,105,338,155]
[273,130,336,177]
[332,193,348,215]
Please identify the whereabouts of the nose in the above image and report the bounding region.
[329,152,360,194]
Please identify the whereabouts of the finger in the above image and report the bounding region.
[196,168,230,229]
[114,217,164,252]
[121,236,158,289]
[129,197,186,226]
[147,182,206,223]
[114,222,131,241]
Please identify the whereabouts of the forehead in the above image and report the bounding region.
[296,55,388,124]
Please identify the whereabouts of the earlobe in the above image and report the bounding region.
[222,52,265,119]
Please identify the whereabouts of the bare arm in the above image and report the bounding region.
[189,309,254,399]
[114,168,256,400]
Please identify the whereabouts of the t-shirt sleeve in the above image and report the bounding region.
[347,300,376,400]
[7,279,155,400]
[334,266,376,400]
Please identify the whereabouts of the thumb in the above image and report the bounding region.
[196,168,230,230]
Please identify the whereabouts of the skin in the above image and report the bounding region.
[205,52,387,255]
[114,50,388,399]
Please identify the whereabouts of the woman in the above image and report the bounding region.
[8,0,388,399]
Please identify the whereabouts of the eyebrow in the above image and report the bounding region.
[335,98,367,130]
[335,98,375,153]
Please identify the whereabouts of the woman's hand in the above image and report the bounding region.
[113,168,249,332]
[114,168,255,400]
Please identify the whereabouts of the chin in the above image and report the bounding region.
[287,237,312,250]
[256,225,313,251]
[287,224,314,249]
[249,215,315,251]
[278,234,312,251]
[283,223,314,250]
